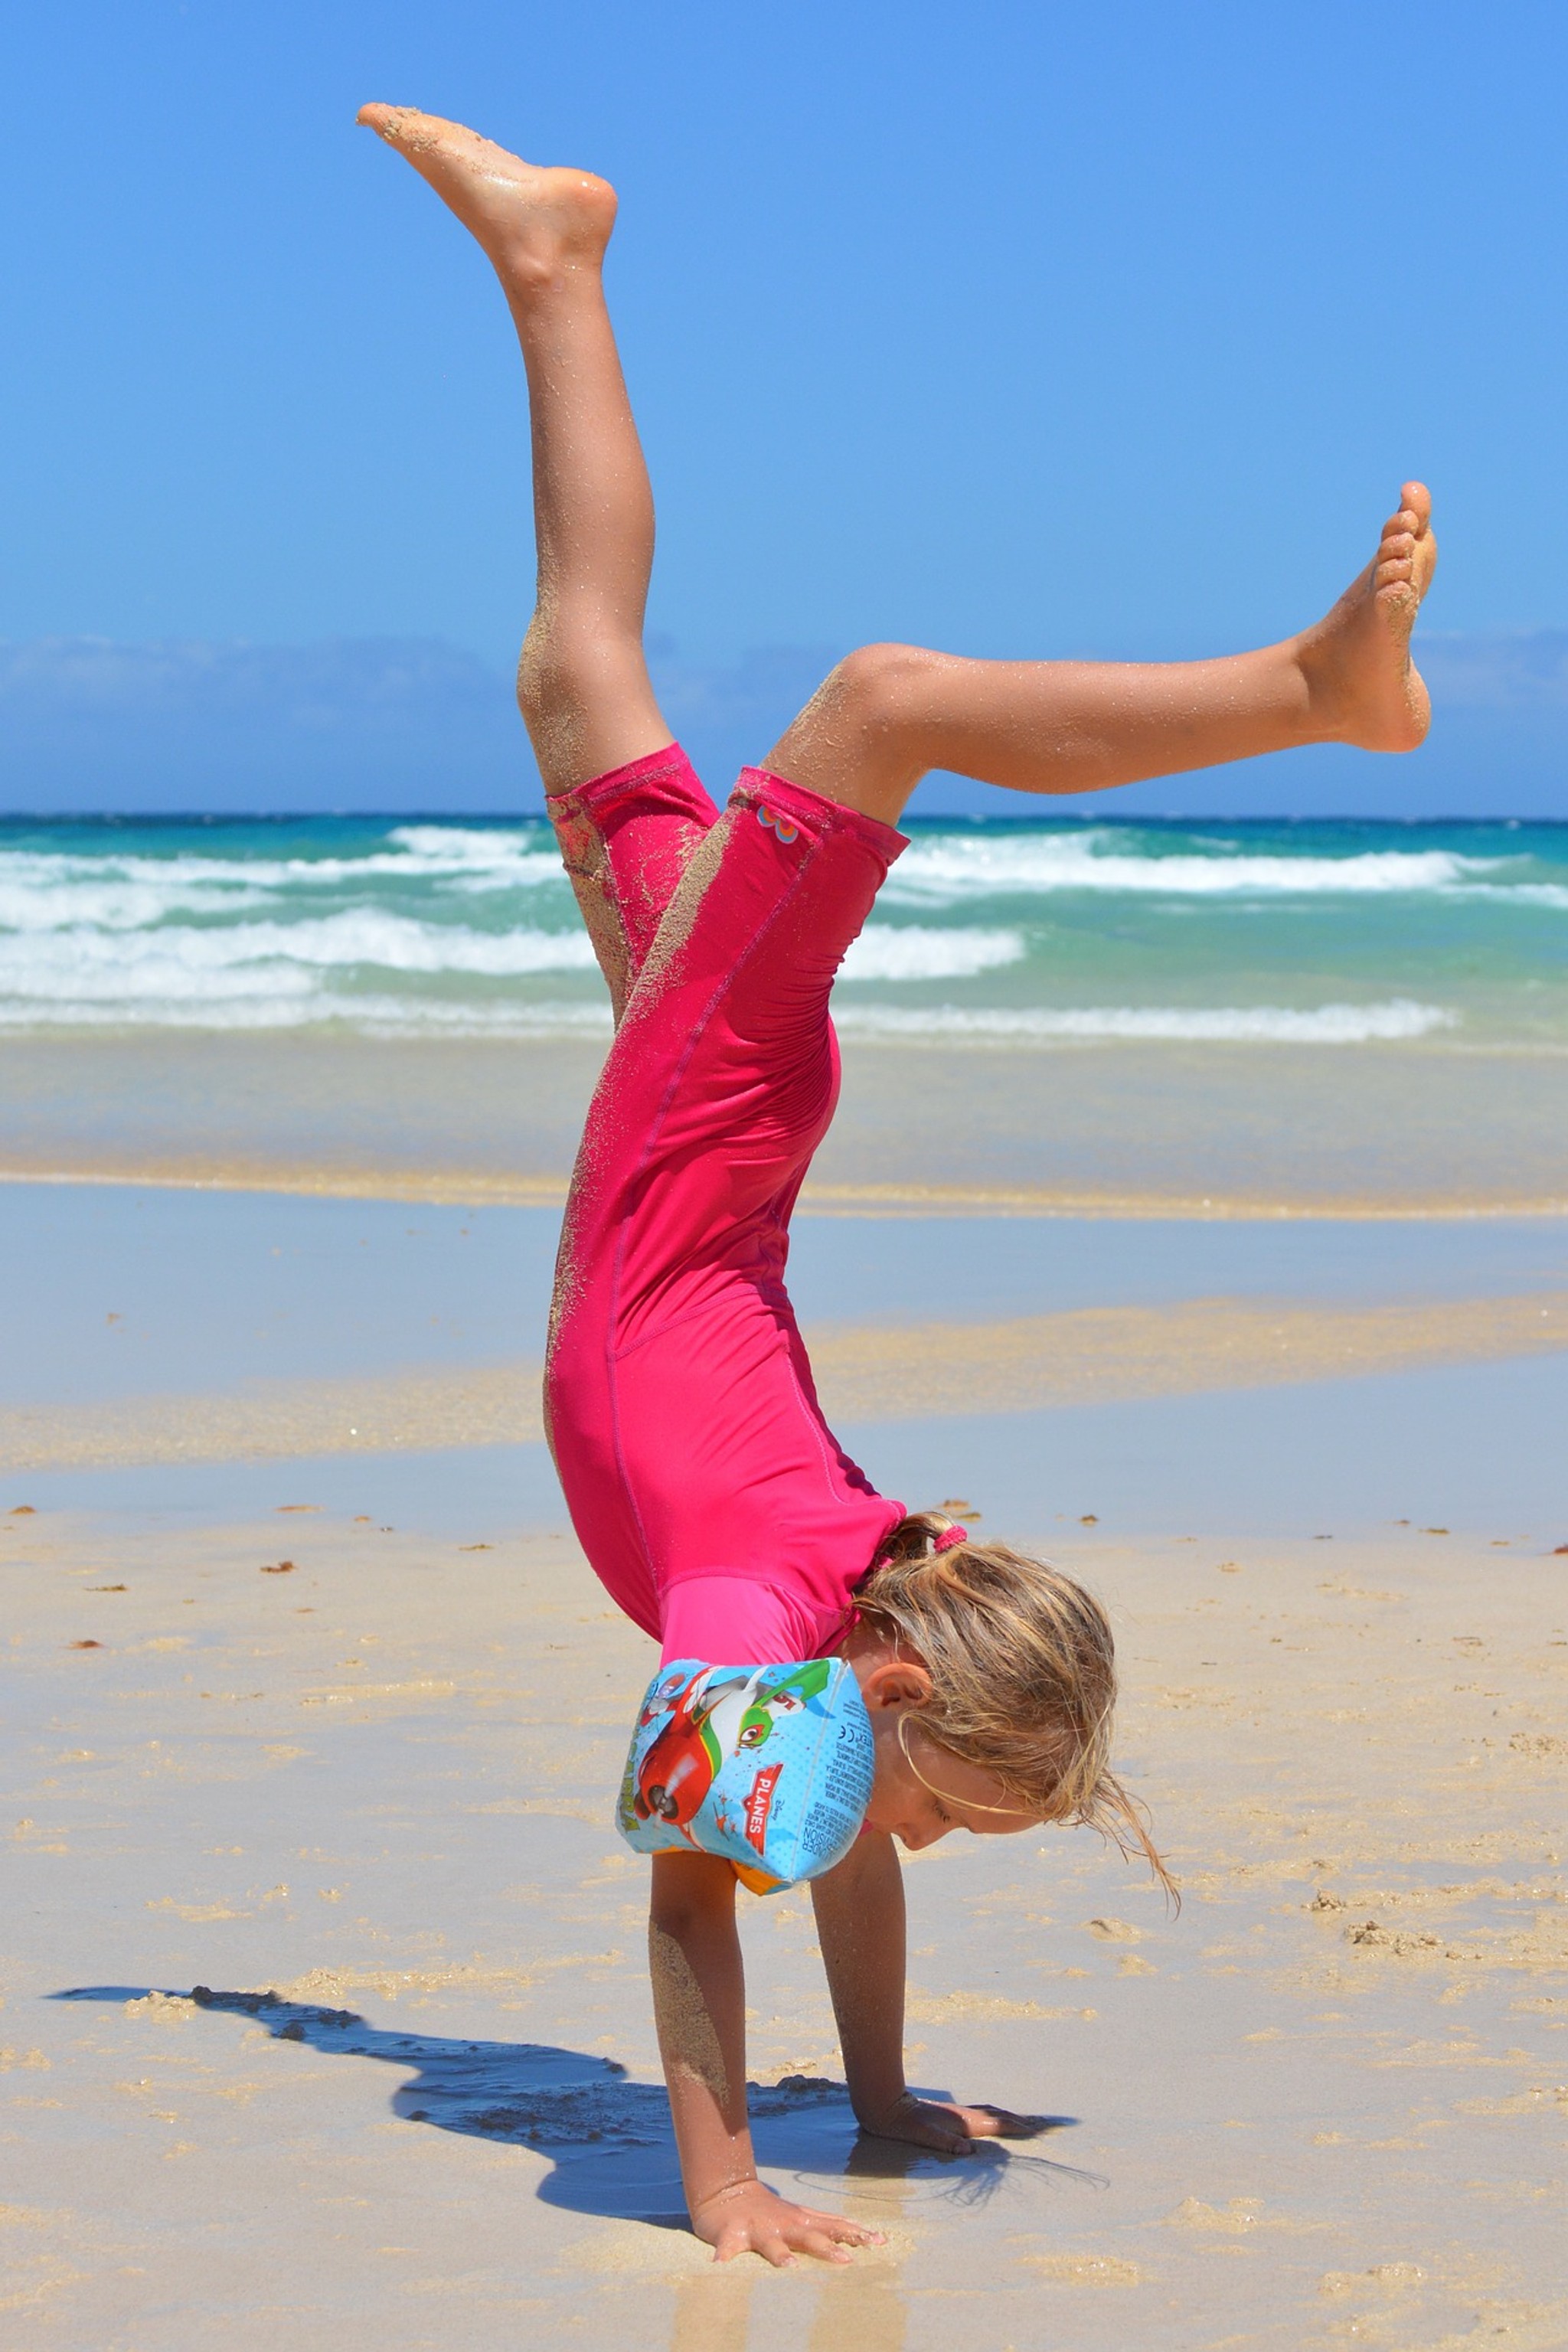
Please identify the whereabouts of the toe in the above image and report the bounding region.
[1400,480,1432,532]
[357,102,428,147]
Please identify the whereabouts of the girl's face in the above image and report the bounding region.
[864,1710,1037,1848]
[844,1629,1040,1847]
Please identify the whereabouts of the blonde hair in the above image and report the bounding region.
[855,1511,1175,1902]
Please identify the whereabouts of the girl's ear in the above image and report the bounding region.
[860,1659,934,1713]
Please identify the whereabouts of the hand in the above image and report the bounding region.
[854,2089,1054,2155]
[691,2176,885,2267]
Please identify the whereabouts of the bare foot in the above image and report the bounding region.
[1296,482,1438,752]
[356,104,616,292]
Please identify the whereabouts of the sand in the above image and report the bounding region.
[4,1030,1568,1214]
[5,1501,1566,2350]
[4,1143,1567,2344]
[5,1289,1568,1475]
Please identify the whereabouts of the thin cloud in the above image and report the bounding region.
[0,633,1563,815]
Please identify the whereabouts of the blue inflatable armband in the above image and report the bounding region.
[615,1657,874,1894]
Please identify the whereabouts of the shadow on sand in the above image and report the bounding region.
[53,1983,1103,2229]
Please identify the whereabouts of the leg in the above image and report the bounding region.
[357,104,670,789]
[766,486,1438,827]
[359,107,723,1016]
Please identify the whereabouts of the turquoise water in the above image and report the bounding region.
[1,814,1564,1047]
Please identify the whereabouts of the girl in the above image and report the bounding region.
[358,105,1436,2267]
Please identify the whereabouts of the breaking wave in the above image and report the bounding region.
[0,813,1556,1042]
[832,1000,1458,1044]
[883,833,1505,906]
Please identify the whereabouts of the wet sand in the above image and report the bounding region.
[5,1030,1568,1214]
[4,1187,1567,1496]
[5,1289,1568,1475]
[5,1180,1568,2345]
[5,1501,1566,2350]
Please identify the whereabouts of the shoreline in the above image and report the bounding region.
[9,1280,1568,1473]
[5,1030,1567,1221]
[5,1165,1567,1220]
[7,1171,1566,2343]
[7,1187,1566,1516]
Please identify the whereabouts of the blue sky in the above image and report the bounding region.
[2,2,1566,813]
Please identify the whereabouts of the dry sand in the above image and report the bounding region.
[4,1501,1566,2350]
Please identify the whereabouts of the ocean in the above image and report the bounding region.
[1,813,1564,1050]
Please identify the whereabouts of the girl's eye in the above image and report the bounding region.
[933,1802,952,1825]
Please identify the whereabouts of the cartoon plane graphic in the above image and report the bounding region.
[633,1660,833,1830]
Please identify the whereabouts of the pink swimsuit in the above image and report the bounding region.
[544,746,906,1666]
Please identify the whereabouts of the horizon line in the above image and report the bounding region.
[0,806,1561,828]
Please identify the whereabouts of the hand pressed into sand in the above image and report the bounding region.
[651,1835,1045,2265]
[688,2176,883,2268]
[849,2087,1055,2157]
[650,1856,887,2265]
[812,1819,1052,2172]
[814,1637,1054,2161]
[642,1631,1052,2259]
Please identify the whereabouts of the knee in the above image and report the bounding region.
[823,642,943,739]
[515,627,645,747]
[514,629,580,737]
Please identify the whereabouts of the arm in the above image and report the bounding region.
[648,1850,879,2265]
[808,1828,918,2133]
[810,1829,1048,2151]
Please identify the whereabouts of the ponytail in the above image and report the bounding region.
[855,1513,1174,1902]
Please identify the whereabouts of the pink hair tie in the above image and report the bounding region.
[932,1524,968,1554]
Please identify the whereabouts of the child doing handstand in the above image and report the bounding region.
[358,105,1436,2267]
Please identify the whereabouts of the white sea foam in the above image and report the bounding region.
[884,833,1501,906]
[0,874,278,932]
[0,993,322,1028]
[347,997,615,1038]
[841,925,1025,981]
[0,992,616,1036]
[832,1000,1459,1044]
[386,824,548,867]
[0,912,1019,1008]
[1455,880,1568,911]
[0,831,563,923]
[2,828,1557,950]
[0,818,1553,1041]
[0,914,598,1002]
[0,982,1458,1045]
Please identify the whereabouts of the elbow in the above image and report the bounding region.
[648,1849,737,1940]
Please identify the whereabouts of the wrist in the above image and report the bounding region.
[688,2171,762,2220]
[848,2081,910,2131]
